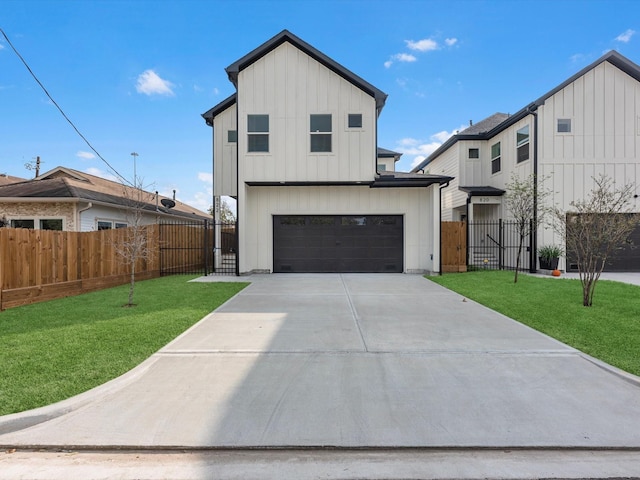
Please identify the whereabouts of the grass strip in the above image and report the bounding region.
[0,276,248,415]
[429,271,640,376]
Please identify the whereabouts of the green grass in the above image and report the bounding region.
[429,271,640,376]
[0,276,248,416]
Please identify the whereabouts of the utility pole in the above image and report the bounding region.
[130,152,138,185]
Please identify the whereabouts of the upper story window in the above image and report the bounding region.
[468,148,479,159]
[377,164,387,171]
[310,114,332,152]
[491,142,501,174]
[348,113,362,128]
[516,125,530,163]
[247,115,269,152]
[557,118,572,133]
[227,130,237,143]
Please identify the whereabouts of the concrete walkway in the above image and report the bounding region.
[2,274,640,477]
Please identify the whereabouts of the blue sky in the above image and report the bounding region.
[2,0,639,211]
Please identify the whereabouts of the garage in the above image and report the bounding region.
[273,215,403,273]
[566,215,640,272]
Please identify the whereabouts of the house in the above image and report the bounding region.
[0,166,211,231]
[202,30,451,275]
[413,50,640,272]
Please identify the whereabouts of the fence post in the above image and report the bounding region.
[529,218,536,273]
[203,219,209,276]
[498,219,504,270]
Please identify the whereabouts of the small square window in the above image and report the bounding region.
[227,130,237,143]
[468,148,479,159]
[557,118,572,133]
[377,164,387,171]
[348,114,362,128]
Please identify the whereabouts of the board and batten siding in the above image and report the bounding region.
[239,185,439,274]
[537,61,640,251]
[212,103,238,197]
[236,42,377,183]
[427,143,466,221]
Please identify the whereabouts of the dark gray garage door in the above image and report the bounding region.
[567,215,640,272]
[273,215,403,273]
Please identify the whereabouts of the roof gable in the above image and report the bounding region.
[412,50,640,172]
[225,30,387,112]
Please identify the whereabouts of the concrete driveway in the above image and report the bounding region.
[1,273,640,450]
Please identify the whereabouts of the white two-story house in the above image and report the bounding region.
[413,51,640,272]
[203,30,451,275]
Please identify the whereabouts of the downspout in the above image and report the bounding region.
[235,96,240,276]
[528,104,539,273]
[77,202,92,231]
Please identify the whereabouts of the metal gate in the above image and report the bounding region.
[467,220,533,271]
[159,219,237,276]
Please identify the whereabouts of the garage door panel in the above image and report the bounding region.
[273,215,403,273]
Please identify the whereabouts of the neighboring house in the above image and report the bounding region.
[203,30,451,275]
[0,173,27,186]
[0,166,211,231]
[413,50,640,272]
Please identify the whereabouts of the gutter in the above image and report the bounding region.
[76,202,93,230]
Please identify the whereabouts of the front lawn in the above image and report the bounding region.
[0,276,248,416]
[429,271,640,376]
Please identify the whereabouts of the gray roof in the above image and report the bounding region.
[224,30,388,113]
[377,147,402,159]
[459,186,506,196]
[459,113,510,135]
[202,93,236,125]
[412,50,640,172]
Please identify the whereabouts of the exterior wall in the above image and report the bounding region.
[376,157,395,172]
[238,185,438,274]
[213,103,238,197]
[425,143,464,221]
[236,42,378,184]
[80,204,161,232]
[2,202,76,230]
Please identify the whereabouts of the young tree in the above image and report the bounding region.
[208,197,236,223]
[504,172,551,283]
[555,174,637,307]
[113,177,155,307]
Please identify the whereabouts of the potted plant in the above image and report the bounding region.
[538,244,562,270]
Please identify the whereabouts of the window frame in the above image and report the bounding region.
[247,114,269,153]
[516,125,530,163]
[468,148,480,159]
[491,142,501,175]
[227,129,237,143]
[310,114,332,153]
[9,217,64,230]
[347,113,363,129]
[557,118,572,134]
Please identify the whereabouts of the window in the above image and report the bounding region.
[97,221,112,230]
[516,125,530,163]
[491,142,501,174]
[348,113,362,128]
[227,130,237,143]
[557,118,572,133]
[468,148,479,159]
[248,115,269,152]
[40,219,63,231]
[115,222,128,229]
[11,219,34,229]
[342,216,366,226]
[377,164,387,171]
[310,114,332,152]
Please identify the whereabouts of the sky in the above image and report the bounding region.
[2,0,639,212]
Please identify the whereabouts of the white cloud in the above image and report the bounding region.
[396,128,465,169]
[85,167,119,182]
[198,172,213,184]
[385,53,417,68]
[0,44,4,50]
[445,38,458,47]
[213,87,220,95]
[384,60,393,68]
[76,151,95,160]
[616,29,635,43]
[406,38,438,52]
[135,69,175,96]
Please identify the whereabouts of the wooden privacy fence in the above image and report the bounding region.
[0,225,163,310]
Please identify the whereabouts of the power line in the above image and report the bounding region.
[0,27,131,185]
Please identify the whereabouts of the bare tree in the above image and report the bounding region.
[208,197,236,223]
[113,177,155,307]
[504,172,551,283]
[554,174,637,306]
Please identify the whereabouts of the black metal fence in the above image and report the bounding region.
[467,220,533,272]
[159,219,238,276]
